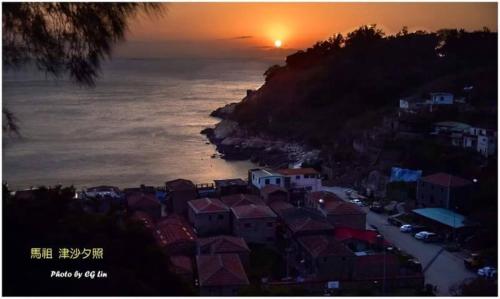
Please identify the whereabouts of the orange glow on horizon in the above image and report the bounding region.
[121,3,497,57]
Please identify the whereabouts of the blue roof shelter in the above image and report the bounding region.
[412,208,475,229]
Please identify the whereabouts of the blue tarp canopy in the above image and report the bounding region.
[390,167,422,182]
[412,208,472,229]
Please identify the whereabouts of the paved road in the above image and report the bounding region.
[322,186,477,295]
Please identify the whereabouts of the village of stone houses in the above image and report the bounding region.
[7,90,497,296]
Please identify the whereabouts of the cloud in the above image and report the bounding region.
[228,35,253,40]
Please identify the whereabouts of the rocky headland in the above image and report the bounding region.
[202,102,320,169]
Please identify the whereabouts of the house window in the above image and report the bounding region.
[265,179,270,185]
[323,257,328,263]
[266,237,274,242]
[217,215,224,220]
[275,178,281,185]
[296,175,301,179]
[244,223,252,228]
[267,222,273,227]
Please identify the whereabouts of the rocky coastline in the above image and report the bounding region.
[201,102,320,169]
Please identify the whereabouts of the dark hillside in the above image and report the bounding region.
[230,26,497,146]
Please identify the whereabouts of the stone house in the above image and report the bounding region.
[166,179,198,216]
[196,254,250,296]
[187,198,230,236]
[231,204,278,245]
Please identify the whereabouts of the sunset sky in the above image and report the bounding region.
[116,2,497,59]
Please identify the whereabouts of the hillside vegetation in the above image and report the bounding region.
[230,25,497,147]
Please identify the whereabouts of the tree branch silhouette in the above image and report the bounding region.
[2,3,164,134]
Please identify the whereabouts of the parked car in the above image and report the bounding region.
[414,231,442,243]
[350,199,363,207]
[400,224,413,233]
[477,266,497,279]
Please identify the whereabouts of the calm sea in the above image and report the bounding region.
[3,57,275,189]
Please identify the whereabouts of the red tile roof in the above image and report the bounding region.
[286,216,335,234]
[268,200,296,218]
[188,198,229,214]
[169,255,193,275]
[220,193,265,208]
[196,254,250,287]
[420,172,472,188]
[155,215,196,247]
[198,235,250,254]
[323,201,365,215]
[297,235,354,257]
[130,211,156,230]
[126,192,160,209]
[308,191,343,203]
[231,204,277,219]
[334,227,390,245]
[166,179,196,191]
[260,184,288,197]
[277,168,319,176]
[353,254,399,279]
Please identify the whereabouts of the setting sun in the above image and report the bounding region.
[274,39,282,48]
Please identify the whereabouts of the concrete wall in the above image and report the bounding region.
[169,190,198,215]
[188,209,230,236]
[233,217,277,245]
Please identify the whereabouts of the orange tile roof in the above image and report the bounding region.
[155,215,196,247]
[297,235,354,257]
[277,168,319,176]
[220,193,265,208]
[231,204,277,219]
[188,198,229,214]
[196,254,249,287]
[198,235,250,254]
[323,201,365,215]
[420,172,471,188]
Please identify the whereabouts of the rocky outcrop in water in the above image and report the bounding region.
[201,109,320,169]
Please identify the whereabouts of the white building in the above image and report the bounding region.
[399,92,454,113]
[430,92,454,105]
[434,123,497,157]
[248,169,283,190]
[276,168,322,192]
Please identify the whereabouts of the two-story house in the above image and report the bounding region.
[231,204,278,245]
[248,169,283,190]
[126,192,161,220]
[295,234,355,280]
[416,172,473,213]
[166,179,198,216]
[276,168,322,192]
[196,254,250,296]
[187,198,230,236]
[306,191,366,229]
[219,193,265,208]
[197,235,251,267]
